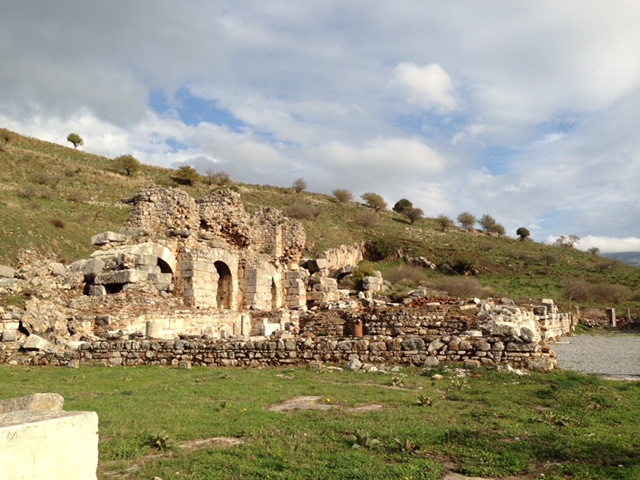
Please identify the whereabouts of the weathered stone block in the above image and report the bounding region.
[0,265,15,278]
[0,410,99,480]
[0,393,64,414]
[95,269,147,285]
[21,335,54,351]
[91,231,126,245]
[1,329,18,342]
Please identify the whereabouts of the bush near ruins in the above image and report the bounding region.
[384,265,430,287]
[367,237,401,261]
[432,276,486,298]
[282,205,321,221]
[113,155,141,177]
[174,165,200,185]
[206,169,232,186]
[564,279,631,304]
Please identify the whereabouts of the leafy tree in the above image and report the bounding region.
[553,234,580,248]
[457,212,476,231]
[436,214,454,231]
[113,155,141,177]
[516,227,531,241]
[67,133,83,149]
[392,198,413,213]
[175,165,200,185]
[403,207,424,224]
[292,178,307,193]
[361,192,387,211]
[588,247,600,256]
[332,188,353,203]
[479,214,505,236]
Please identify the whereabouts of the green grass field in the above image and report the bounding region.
[2,364,639,479]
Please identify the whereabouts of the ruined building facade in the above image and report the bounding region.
[86,185,309,313]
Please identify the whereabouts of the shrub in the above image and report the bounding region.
[516,227,530,241]
[282,205,321,221]
[174,165,200,185]
[591,283,631,303]
[361,192,387,211]
[367,237,401,261]
[332,188,353,203]
[0,128,12,145]
[113,155,141,177]
[384,265,429,287]
[51,217,65,229]
[29,173,59,188]
[432,277,485,298]
[351,264,376,290]
[563,279,592,302]
[292,178,307,193]
[393,198,413,213]
[355,210,380,227]
[205,169,232,186]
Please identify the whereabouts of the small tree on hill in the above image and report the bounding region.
[0,129,12,145]
[516,227,531,241]
[457,212,476,231]
[553,235,580,248]
[403,207,424,224]
[361,192,387,211]
[479,214,505,236]
[292,178,307,193]
[175,165,200,185]
[392,198,413,213]
[67,133,83,149]
[332,188,353,203]
[436,214,454,231]
[205,169,232,186]
[588,247,600,256]
[113,155,141,177]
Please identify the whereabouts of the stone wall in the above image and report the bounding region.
[5,332,554,371]
[575,306,616,328]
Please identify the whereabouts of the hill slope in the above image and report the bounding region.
[1,129,639,310]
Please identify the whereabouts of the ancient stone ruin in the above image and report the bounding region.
[0,185,576,371]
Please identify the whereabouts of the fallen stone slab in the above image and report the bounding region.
[0,264,15,278]
[21,334,54,351]
[0,393,64,414]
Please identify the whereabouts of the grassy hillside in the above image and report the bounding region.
[1,128,639,311]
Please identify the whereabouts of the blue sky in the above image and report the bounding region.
[1,1,640,252]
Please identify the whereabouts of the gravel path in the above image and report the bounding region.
[552,333,640,380]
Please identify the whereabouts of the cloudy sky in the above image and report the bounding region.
[2,1,640,252]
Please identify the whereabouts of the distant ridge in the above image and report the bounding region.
[601,252,640,268]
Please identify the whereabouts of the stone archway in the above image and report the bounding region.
[214,261,233,309]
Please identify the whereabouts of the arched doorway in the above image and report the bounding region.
[214,261,232,309]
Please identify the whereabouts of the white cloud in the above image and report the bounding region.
[392,63,458,112]
[549,235,640,254]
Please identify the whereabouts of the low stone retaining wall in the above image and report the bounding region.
[7,333,555,371]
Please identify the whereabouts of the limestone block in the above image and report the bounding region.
[0,410,99,480]
[0,393,64,414]
[0,265,15,278]
[0,278,18,288]
[135,254,157,266]
[21,334,54,351]
[1,329,18,342]
[50,262,66,276]
[88,285,107,296]
[91,231,126,245]
[95,269,147,285]
[83,258,105,280]
[307,258,328,273]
